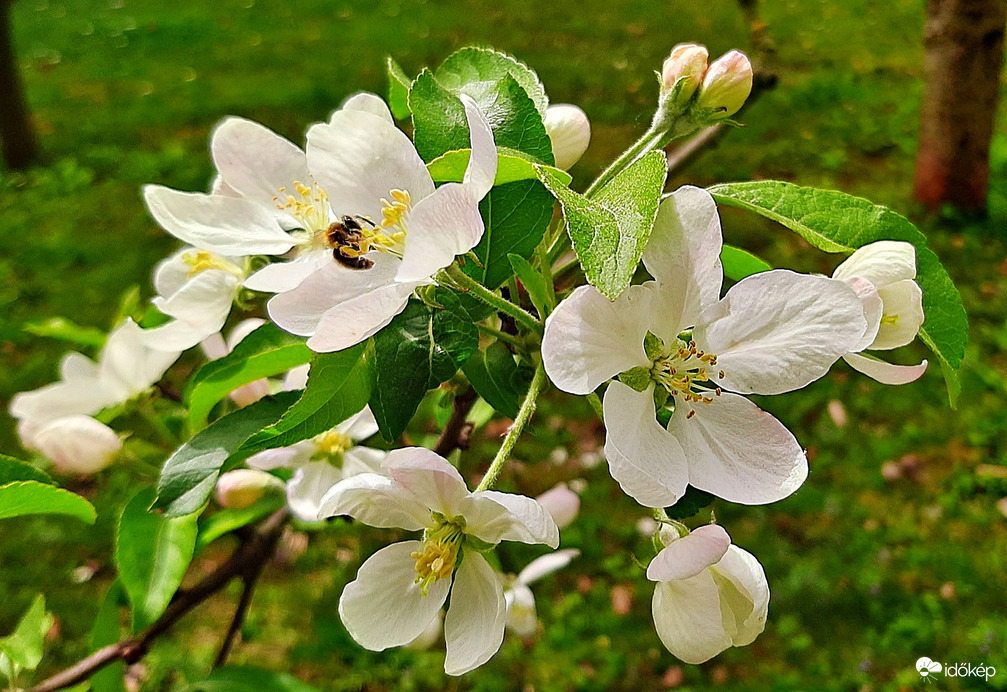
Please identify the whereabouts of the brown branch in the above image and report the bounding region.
[433,387,477,457]
[27,508,290,692]
[212,572,258,668]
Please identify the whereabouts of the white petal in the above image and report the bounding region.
[652,571,733,664]
[245,441,315,470]
[534,483,580,530]
[383,447,471,517]
[200,332,228,361]
[872,279,924,350]
[282,364,310,391]
[461,491,560,548]
[544,104,591,171]
[210,116,310,206]
[542,284,655,395]
[460,94,498,199]
[9,379,118,423]
[230,380,270,408]
[643,186,724,323]
[306,111,434,223]
[443,551,506,675]
[136,319,216,354]
[142,271,240,351]
[337,92,394,123]
[317,472,432,530]
[143,185,295,255]
[844,276,883,352]
[504,582,538,637]
[670,392,807,505]
[843,353,928,385]
[243,251,331,294]
[516,548,580,586]
[306,281,418,353]
[339,541,450,651]
[58,352,99,382]
[602,382,690,508]
[32,415,122,476]
[338,407,380,441]
[286,461,346,522]
[710,545,769,647]
[647,525,731,582]
[98,320,179,398]
[697,271,866,395]
[832,240,916,289]
[395,183,484,283]
[225,318,267,351]
[341,447,387,477]
[152,248,195,298]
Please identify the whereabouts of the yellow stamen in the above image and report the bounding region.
[312,429,354,465]
[881,314,900,327]
[411,517,465,595]
[182,250,242,278]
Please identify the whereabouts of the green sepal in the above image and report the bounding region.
[653,386,670,410]
[617,366,652,392]
[644,331,666,361]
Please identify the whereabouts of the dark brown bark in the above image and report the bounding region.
[0,0,38,170]
[914,0,1007,210]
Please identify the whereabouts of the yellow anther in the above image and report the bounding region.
[881,314,900,326]
[183,250,242,278]
[391,188,411,204]
[411,518,465,596]
[313,429,354,462]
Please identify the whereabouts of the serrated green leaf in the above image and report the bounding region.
[154,392,300,517]
[240,344,372,454]
[370,297,479,440]
[708,181,967,404]
[0,595,53,672]
[386,56,411,120]
[186,323,311,428]
[195,495,284,553]
[182,665,321,692]
[116,488,198,630]
[0,455,53,487]
[462,342,531,418]
[89,582,126,692]
[23,317,106,348]
[410,69,468,163]
[0,481,96,523]
[539,151,668,299]
[436,47,548,117]
[720,244,772,281]
[665,486,716,520]
[508,253,553,317]
[427,147,571,188]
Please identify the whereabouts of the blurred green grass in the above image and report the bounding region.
[1,0,1006,690]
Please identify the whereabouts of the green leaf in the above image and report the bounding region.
[430,286,495,322]
[23,317,106,348]
[195,495,284,553]
[410,69,468,163]
[436,47,548,117]
[386,56,411,120]
[182,665,321,692]
[89,582,126,692]
[116,488,198,630]
[0,595,53,672]
[370,297,479,440]
[0,481,96,523]
[240,345,372,454]
[720,244,772,281]
[0,455,53,486]
[707,181,968,404]
[664,486,716,520]
[538,151,668,299]
[427,147,571,188]
[508,253,553,317]
[186,323,311,428]
[154,392,300,517]
[462,342,532,418]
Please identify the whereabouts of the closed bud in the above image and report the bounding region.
[661,43,709,104]
[536,482,580,529]
[696,50,753,119]
[544,104,591,170]
[32,415,122,476]
[215,469,284,509]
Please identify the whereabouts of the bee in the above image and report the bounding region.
[326,215,375,270]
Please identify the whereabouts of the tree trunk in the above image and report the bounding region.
[914,0,1007,211]
[0,0,38,171]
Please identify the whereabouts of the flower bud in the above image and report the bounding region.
[215,469,284,509]
[661,43,709,104]
[32,415,122,476]
[544,104,591,170]
[535,482,580,529]
[696,50,753,119]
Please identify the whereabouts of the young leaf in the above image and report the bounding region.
[508,253,553,317]
[154,392,300,517]
[370,297,479,440]
[89,582,126,692]
[462,342,532,418]
[427,147,572,188]
[195,495,284,553]
[707,181,967,403]
[0,454,53,487]
[0,481,96,523]
[116,488,198,630]
[182,665,321,692]
[386,56,411,120]
[0,594,53,672]
[186,323,311,428]
[538,151,668,299]
[239,344,372,454]
[720,244,772,281]
[409,69,468,163]
[436,47,549,117]
[23,317,106,348]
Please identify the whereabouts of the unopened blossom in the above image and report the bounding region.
[31,415,122,476]
[542,186,868,508]
[201,319,272,407]
[832,241,928,384]
[215,468,285,509]
[504,549,579,638]
[661,43,709,106]
[544,104,591,170]
[246,407,385,522]
[648,524,768,664]
[317,448,559,675]
[535,482,580,529]
[695,50,753,119]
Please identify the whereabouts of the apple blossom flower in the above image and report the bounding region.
[30,415,122,476]
[831,241,928,384]
[648,524,768,664]
[661,43,709,106]
[200,319,272,407]
[246,407,385,522]
[535,482,580,529]
[695,50,753,119]
[544,104,591,170]
[541,186,868,508]
[504,548,579,638]
[317,448,559,675]
[215,468,285,509]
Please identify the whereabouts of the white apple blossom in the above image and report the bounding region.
[30,415,122,476]
[144,92,497,353]
[542,186,868,508]
[504,548,579,638]
[535,482,580,529]
[648,524,768,664]
[246,407,385,522]
[317,448,559,675]
[832,241,928,385]
[544,104,591,170]
[200,318,272,407]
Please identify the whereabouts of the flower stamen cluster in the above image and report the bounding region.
[182,250,244,278]
[412,514,466,594]
[650,338,724,407]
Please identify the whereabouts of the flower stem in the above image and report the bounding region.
[476,323,524,349]
[586,392,603,420]
[475,362,547,492]
[443,264,543,336]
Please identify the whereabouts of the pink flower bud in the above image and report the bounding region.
[215,469,284,509]
[544,104,591,170]
[661,43,709,102]
[536,482,580,529]
[696,50,753,119]
[32,415,122,476]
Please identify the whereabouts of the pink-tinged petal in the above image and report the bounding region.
[535,483,580,530]
[286,461,346,522]
[460,94,498,199]
[336,92,394,123]
[647,525,730,582]
[200,333,228,361]
[306,280,419,353]
[461,491,560,548]
[317,472,432,530]
[602,382,690,508]
[872,279,924,350]
[711,545,769,647]
[143,185,295,255]
[516,549,580,586]
[843,353,928,385]
[697,271,866,395]
[243,251,331,293]
[542,284,655,395]
[33,415,122,476]
[282,364,310,391]
[643,186,724,324]
[844,276,883,352]
[652,571,732,664]
[443,551,506,675]
[395,183,484,283]
[670,392,807,505]
[307,111,434,223]
[339,541,450,651]
[383,448,471,517]
[210,116,310,207]
[832,240,916,288]
[245,441,315,470]
[229,379,270,408]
